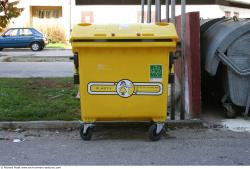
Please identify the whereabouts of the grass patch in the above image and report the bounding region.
[45,43,69,49]
[0,78,80,121]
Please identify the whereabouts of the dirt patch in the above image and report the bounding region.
[3,57,12,62]
[0,56,12,62]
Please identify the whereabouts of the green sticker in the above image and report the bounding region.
[150,65,162,79]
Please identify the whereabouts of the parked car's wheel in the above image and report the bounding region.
[0,48,3,51]
[31,42,41,51]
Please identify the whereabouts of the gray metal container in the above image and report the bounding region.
[201,18,250,117]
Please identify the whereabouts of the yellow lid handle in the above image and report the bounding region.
[78,23,92,26]
[94,34,107,37]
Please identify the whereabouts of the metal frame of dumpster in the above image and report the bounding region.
[201,18,250,117]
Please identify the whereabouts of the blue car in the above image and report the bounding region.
[0,28,48,51]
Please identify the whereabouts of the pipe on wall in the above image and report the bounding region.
[155,0,161,22]
[141,0,145,23]
[147,0,152,23]
[166,0,169,22]
[171,0,176,24]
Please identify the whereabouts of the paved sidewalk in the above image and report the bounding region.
[0,62,74,77]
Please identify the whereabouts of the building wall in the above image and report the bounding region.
[219,5,250,18]
[10,0,71,40]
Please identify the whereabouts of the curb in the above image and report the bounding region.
[44,48,72,50]
[167,120,205,128]
[0,56,11,62]
[0,121,79,129]
[0,120,205,130]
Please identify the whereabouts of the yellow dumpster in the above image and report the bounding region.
[70,23,178,141]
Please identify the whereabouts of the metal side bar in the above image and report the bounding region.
[180,0,186,120]
[216,49,250,76]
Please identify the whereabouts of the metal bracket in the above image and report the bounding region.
[221,93,229,104]
[233,16,239,23]
[74,53,79,70]
[168,73,175,84]
[175,42,182,59]
[74,74,79,84]
[156,123,164,134]
[244,92,250,118]
[80,122,95,134]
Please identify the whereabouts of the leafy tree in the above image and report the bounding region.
[0,0,23,32]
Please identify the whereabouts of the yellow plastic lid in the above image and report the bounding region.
[70,23,178,41]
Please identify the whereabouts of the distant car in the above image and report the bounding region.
[0,28,48,51]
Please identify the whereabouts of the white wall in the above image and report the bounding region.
[8,1,250,40]
[71,4,250,25]
[71,5,141,25]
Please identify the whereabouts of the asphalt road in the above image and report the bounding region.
[0,49,74,77]
[1,126,250,165]
[0,49,73,57]
[0,62,73,77]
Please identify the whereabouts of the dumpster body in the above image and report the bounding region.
[71,23,178,140]
[201,18,250,118]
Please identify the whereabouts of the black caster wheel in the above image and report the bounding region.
[80,125,93,141]
[148,124,162,141]
[226,110,236,119]
[243,110,249,120]
[244,115,249,120]
[224,103,236,119]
